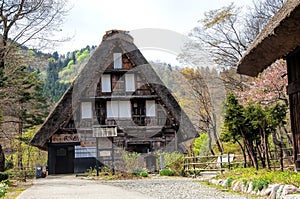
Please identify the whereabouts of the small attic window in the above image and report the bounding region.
[113,53,122,69]
[81,102,92,119]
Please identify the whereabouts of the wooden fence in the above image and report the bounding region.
[183,149,294,176]
[183,154,246,176]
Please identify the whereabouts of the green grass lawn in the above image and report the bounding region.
[218,168,300,187]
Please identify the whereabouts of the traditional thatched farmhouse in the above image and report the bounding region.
[30,30,197,174]
[237,0,300,170]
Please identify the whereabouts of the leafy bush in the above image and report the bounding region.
[192,133,210,156]
[156,152,183,175]
[0,180,10,197]
[132,168,142,176]
[226,177,234,187]
[159,168,175,176]
[0,183,7,197]
[252,178,269,191]
[8,169,35,181]
[188,169,202,176]
[86,167,97,176]
[139,168,148,177]
[5,158,13,170]
[0,172,9,181]
[121,152,142,173]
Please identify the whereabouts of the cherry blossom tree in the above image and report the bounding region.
[237,59,287,106]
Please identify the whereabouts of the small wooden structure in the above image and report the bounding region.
[237,0,300,170]
[30,30,197,174]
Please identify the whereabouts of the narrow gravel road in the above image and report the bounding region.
[17,175,153,199]
[17,175,253,199]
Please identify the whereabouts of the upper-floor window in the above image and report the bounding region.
[101,74,111,92]
[146,100,156,117]
[107,100,131,118]
[81,102,92,119]
[113,53,122,69]
[125,73,135,92]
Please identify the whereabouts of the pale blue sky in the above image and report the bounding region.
[56,0,253,53]
[54,0,254,65]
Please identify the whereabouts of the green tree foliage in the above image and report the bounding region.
[222,93,287,170]
[59,48,92,84]
[43,46,95,102]
[192,133,209,156]
[0,46,49,170]
[11,127,47,170]
[43,57,70,103]
[0,0,68,172]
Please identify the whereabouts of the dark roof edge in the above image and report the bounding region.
[237,0,300,76]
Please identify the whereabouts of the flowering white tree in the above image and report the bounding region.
[237,59,287,106]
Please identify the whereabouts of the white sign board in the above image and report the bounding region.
[100,151,111,157]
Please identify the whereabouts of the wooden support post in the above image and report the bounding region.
[220,153,223,174]
[228,153,231,170]
[175,131,178,151]
[111,137,115,175]
[96,138,99,176]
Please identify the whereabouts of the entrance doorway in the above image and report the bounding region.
[54,145,74,174]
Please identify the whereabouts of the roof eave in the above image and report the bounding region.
[237,0,300,77]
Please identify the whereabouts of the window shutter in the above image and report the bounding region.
[81,102,92,119]
[125,73,135,91]
[119,101,131,117]
[113,53,122,69]
[146,100,156,117]
[101,74,111,92]
[107,101,131,118]
[107,101,118,118]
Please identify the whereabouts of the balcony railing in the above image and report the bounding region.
[92,125,117,137]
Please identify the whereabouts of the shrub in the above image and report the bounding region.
[130,168,139,176]
[226,177,234,187]
[252,178,269,191]
[0,172,9,181]
[159,168,175,176]
[187,169,202,176]
[0,183,7,197]
[0,180,9,197]
[156,152,183,176]
[5,159,13,170]
[121,152,142,173]
[139,168,148,177]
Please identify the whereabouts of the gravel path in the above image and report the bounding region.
[17,175,253,199]
[101,176,253,199]
[17,175,153,199]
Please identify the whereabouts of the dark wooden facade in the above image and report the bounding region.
[287,47,300,170]
[30,30,197,174]
[237,1,300,170]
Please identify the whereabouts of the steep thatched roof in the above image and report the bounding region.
[30,30,197,152]
[237,0,300,77]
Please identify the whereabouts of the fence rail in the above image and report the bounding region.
[183,154,246,176]
[183,150,294,176]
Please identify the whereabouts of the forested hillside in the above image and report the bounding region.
[0,44,96,171]
[43,45,96,103]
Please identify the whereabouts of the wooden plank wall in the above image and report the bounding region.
[287,47,300,170]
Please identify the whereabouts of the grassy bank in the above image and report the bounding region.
[217,168,300,187]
